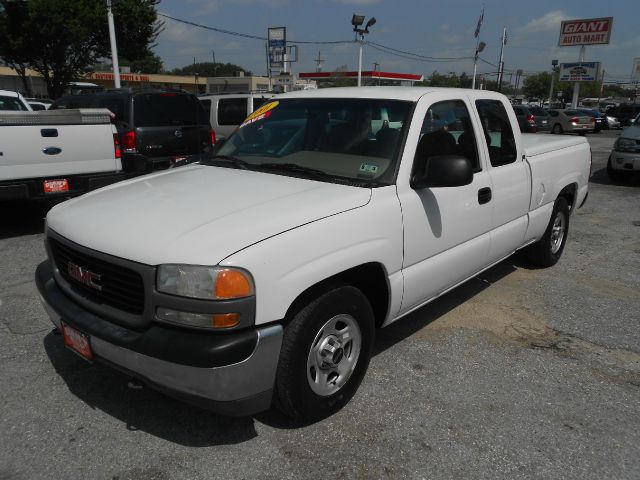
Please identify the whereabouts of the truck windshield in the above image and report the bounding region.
[214,98,412,186]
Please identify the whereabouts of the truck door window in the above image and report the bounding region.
[475,99,517,167]
[218,98,249,125]
[415,100,480,172]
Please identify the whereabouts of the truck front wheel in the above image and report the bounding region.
[274,285,374,421]
[525,197,569,267]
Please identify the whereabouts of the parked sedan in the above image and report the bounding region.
[577,108,605,133]
[548,109,594,135]
[527,106,552,132]
[512,105,538,133]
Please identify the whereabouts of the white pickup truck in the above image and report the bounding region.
[36,88,590,420]
[0,109,124,200]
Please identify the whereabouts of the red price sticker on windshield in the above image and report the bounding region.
[240,101,279,128]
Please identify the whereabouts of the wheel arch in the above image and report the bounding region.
[284,262,390,329]
[558,182,578,212]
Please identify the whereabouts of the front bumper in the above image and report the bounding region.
[36,260,283,416]
[609,151,640,171]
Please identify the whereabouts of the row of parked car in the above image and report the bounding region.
[512,104,622,135]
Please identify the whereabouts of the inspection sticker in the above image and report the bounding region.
[240,101,279,128]
[359,163,379,174]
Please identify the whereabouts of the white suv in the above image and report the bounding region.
[199,92,275,139]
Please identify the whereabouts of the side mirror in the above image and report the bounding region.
[411,155,473,189]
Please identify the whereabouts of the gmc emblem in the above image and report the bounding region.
[67,262,102,291]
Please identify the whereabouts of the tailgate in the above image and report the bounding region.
[0,110,120,181]
[136,125,211,158]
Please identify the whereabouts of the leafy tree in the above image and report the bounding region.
[171,62,250,77]
[522,72,552,99]
[0,0,162,98]
[122,52,164,74]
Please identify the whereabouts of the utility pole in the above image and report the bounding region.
[106,0,121,88]
[596,68,605,109]
[548,59,558,108]
[497,26,507,92]
[314,51,325,72]
[472,41,486,89]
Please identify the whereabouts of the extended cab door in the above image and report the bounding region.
[396,95,493,315]
[474,98,530,263]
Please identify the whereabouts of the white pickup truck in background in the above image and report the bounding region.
[36,87,591,420]
[0,109,125,201]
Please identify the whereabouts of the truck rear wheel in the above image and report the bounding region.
[274,285,374,421]
[526,197,569,267]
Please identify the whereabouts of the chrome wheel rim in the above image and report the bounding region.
[307,314,362,397]
[550,211,566,254]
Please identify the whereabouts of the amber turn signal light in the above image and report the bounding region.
[215,269,253,299]
[212,313,240,328]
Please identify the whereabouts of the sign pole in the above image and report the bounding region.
[571,45,585,108]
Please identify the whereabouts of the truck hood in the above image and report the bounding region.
[47,165,372,265]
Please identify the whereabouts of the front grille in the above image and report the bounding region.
[49,237,145,315]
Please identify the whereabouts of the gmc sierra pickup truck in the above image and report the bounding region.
[0,109,124,200]
[36,88,591,420]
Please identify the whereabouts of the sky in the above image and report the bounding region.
[153,0,639,85]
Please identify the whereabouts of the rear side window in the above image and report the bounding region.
[475,99,517,167]
[133,93,208,127]
[0,95,28,111]
[251,97,270,111]
[200,99,212,119]
[95,97,129,122]
[218,98,248,125]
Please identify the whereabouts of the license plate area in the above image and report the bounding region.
[43,178,69,193]
[61,321,93,362]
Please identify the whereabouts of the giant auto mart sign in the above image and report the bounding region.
[558,17,613,46]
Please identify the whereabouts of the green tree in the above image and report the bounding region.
[0,0,162,98]
[122,52,164,74]
[171,62,250,77]
[522,72,552,99]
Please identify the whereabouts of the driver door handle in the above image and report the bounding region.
[478,187,492,205]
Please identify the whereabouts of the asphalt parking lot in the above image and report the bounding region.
[1,129,638,480]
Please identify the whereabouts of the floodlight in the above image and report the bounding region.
[365,17,377,31]
[551,59,558,67]
[352,14,365,27]
[477,41,486,53]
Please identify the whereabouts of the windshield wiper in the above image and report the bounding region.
[201,155,251,170]
[256,163,338,181]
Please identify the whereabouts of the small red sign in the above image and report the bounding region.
[43,179,69,193]
[61,322,93,361]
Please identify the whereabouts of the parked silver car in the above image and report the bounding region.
[548,109,594,135]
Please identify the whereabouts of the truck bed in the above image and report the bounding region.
[521,133,587,157]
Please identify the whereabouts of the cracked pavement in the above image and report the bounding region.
[0,131,638,479]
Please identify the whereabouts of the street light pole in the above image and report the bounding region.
[351,14,376,87]
[472,41,486,89]
[106,0,121,88]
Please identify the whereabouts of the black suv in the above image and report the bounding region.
[50,89,214,174]
[606,104,640,127]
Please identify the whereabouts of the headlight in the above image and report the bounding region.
[157,265,254,300]
[615,137,637,153]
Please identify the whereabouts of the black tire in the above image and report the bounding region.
[607,155,625,183]
[274,284,375,421]
[552,123,563,135]
[526,197,570,267]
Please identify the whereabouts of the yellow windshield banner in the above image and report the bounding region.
[240,101,279,128]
